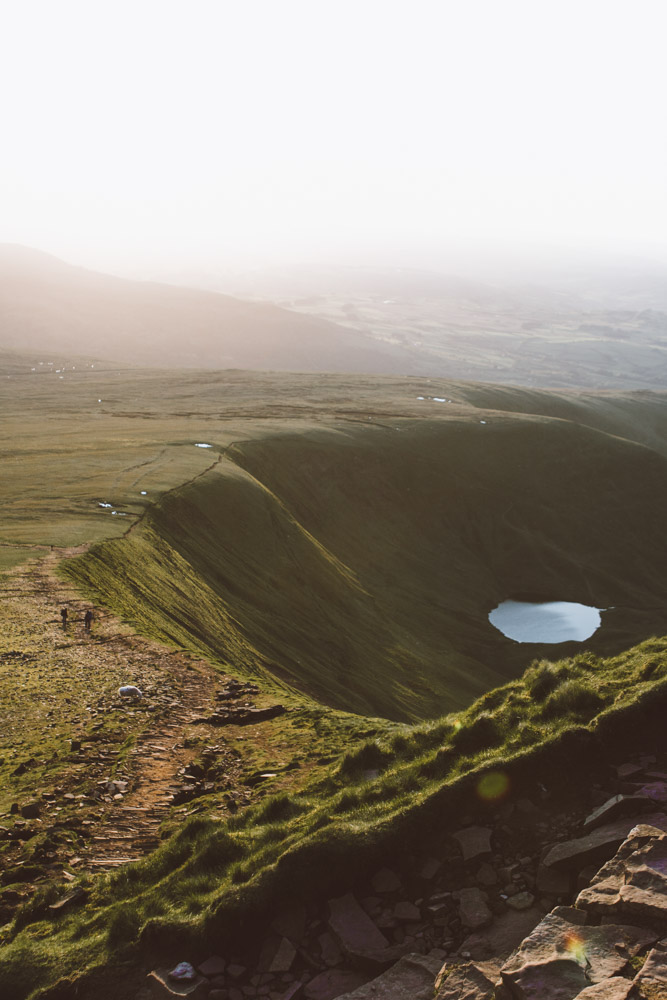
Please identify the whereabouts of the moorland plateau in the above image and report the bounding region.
[1,324,667,997]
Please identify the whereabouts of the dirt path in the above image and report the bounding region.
[0,548,258,908]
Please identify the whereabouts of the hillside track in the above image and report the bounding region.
[0,548,253,899]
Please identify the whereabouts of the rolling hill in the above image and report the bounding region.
[0,245,416,373]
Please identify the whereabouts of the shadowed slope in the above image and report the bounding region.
[66,414,667,721]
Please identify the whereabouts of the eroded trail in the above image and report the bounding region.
[0,548,255,907]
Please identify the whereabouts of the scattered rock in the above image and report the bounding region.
[434,961,496,999]
[499,913,656,998]
[583,794,653,831]
[541,813,667,871]
[453,888,493,930]
[334,952,443,1000]
[197,956,225,977]
[505,891,535,911]
[302,969,368,1000]
[394,901,421,921]
[328,892,390,955]
[268,938,297,974]
[475,863,497,887]
[633,937,667,993]
[576,823,667,927]
[20,801,40,819]
[371,868,402,893]
[48,886,87,912]
[452,826,493,862]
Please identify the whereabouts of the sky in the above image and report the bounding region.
[1,0,666,276]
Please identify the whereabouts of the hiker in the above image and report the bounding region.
[84,609,93,631]
[60,607,68,627]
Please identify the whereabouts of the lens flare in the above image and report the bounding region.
[563,932,588,967]
[476,771,510,801]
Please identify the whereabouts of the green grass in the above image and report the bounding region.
[2,635,666,998]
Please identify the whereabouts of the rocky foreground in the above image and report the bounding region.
[131,752,667,1000]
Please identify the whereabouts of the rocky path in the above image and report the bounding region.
[0,548,260,908]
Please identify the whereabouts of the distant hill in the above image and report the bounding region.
[0,244,417,373]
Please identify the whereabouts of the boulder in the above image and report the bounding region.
[633,937,667,993]
[434,961,496,999]
[576,824,667,928]
[452,826,493,862]
[575,979,635,998]
[333,952,443,1000]
[541,813,667,872]
[499,913,656,1000]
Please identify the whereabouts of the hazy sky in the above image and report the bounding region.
[2,0,666,274]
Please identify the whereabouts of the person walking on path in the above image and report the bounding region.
[60,607,68,628]
[84,609,93,631]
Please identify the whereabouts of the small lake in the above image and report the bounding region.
[489,600,602,643]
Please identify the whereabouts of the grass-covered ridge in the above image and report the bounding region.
[2,635,666,1000]
[65,417,667,720]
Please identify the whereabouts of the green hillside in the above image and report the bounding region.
[65,414,667,721]
[3,356,667,998]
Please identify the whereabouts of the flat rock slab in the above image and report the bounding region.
[542,813,667,872]
[575,979,635,999]
[269,936,297,973]
[454,887,493,930]
[334,952,443,1000]
[434,961,496,999]
[499,913,656,1000]
[452,826,493,862]
[197,956,225,977]
[583,794,653,832]
[303,969,369,1000]
[576,824,667,927]
[328,892,390,956]
[394,900,421,921]
[483,907,544,959]
[148,969,208,999]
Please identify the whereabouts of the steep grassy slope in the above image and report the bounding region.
[2,632,665,1000]
[65,414,667,721]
